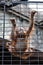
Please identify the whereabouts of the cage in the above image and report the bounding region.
[0,0,43,65]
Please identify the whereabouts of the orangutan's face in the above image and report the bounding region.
[14,26,26,38]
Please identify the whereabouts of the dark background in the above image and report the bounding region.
[0,46,43,65]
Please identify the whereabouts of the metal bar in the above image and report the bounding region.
[11,1,43,3]
[0,1,43,8]
[7,9,29,21]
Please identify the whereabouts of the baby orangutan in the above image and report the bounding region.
[6,10,37,59]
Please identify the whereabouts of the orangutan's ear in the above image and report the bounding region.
[10,19,16,28]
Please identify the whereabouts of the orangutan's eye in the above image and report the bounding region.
[17,34,26,38]
[21,34,25,38]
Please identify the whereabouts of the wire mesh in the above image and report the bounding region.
[0,0,43,65]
